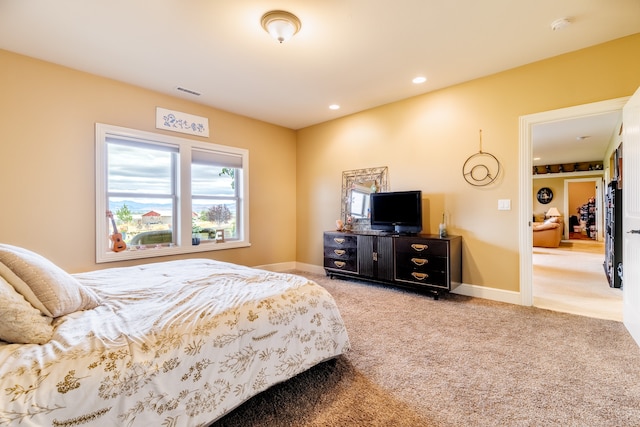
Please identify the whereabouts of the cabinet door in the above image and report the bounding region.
[357,235,394,281]
[357,235,374,277]
[376,236,394,281]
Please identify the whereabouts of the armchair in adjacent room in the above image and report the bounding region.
[532,208,563,248]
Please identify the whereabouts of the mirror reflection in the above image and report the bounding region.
[341,167,389,231]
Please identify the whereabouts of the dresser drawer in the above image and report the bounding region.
[395,267,448,288]
[324,257,358,272]
[395,252,447,272]
[324,246,357,259]
[395,238,447,257]
[324,233,357,249]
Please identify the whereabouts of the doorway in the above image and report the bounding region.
[519,97,629,308]
[565,178,602,241]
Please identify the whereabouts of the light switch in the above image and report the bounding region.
[498,199,511,211]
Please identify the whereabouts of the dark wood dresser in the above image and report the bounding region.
[323,231,462,299]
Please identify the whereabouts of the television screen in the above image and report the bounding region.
[370,190,422,234]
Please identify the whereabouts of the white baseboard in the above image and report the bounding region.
[253,262,328,274]
[451,283,521,305]
[624,299,640,347]
[293,262,326,275]
[252,261,297,272]
[256,262,522,306]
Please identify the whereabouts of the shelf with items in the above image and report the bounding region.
[532,160,603,176]
[603,181,622,288]
[577,198,597,240]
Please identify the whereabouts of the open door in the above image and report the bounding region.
[623,87,640,346]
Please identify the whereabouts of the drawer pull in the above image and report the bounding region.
[334,238,346,244]
[334,249,346,256]
[333,261,346,268]
[411,244,428,252]
[411,258,428,266]
[411,272,428,281]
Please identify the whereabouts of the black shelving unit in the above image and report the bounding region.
[578,198,597,239]
[603,181,623,288]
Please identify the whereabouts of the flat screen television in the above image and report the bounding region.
[370,190,422,234]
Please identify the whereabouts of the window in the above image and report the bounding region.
[191,149,242,242]
[96,123,249,263]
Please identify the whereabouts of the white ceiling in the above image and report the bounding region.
[1,1,639,160]
[532,111,623,167]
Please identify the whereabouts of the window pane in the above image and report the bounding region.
[192,199,237,240]
[108,143,174,194]
[191,164,236,196]
[108,197,174,246]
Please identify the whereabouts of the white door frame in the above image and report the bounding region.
[519,97,629,306]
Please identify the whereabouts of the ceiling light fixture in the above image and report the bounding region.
[261,10,301,43]
[412,76,427,84]
[329,104,340,110]
[576,135,591,141]
[550,17,571,31]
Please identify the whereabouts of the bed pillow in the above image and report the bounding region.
[0,275,54,344]
[0,244,100,317]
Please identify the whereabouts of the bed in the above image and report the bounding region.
[0,244,350,426]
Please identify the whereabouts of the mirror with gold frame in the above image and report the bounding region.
[341,166,389,231]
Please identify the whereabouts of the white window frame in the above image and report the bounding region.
[95,123,250,263]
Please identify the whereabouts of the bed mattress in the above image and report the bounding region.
[0,259,350,426]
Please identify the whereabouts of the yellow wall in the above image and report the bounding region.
[0,50,297,272]
[296,33,640,292]
[533,177,567,218]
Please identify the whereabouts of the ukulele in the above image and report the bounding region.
[106,210,127,252]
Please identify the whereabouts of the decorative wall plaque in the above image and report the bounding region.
[156,107,209,137]
[536,187,553,204]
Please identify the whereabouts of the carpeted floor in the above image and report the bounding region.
[211,272,640,427]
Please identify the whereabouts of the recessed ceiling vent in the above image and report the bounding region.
[176,86,201,96]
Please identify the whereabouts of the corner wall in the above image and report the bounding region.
[0,49,297,273]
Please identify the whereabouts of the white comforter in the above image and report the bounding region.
[0,259,350,426]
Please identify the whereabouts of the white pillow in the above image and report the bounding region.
[0,244,100,317]
[0,275,53,344]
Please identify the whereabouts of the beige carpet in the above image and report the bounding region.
[533,240,622,321]
[211,272,640,427]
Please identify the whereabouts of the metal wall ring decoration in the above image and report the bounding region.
[462,130,501,187]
